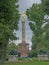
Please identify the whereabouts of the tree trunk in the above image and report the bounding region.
[0,43,5,64]
[1,50,5,64]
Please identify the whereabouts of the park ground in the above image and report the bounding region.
[4,58,49,65]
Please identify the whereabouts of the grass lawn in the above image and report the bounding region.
[4,58,49,65]
[4,61,49,65]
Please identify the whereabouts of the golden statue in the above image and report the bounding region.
[22,12,26,22]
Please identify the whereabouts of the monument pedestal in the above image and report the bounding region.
[18,43,29,57]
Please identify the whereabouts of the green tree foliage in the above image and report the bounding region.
[6,43,18,60]
[0,0,19,63]
[7,43,18,54]
[41,0,49,15]
[0,0,19,43]
[26,4,48,56]
[26,4,44,47]
[28,51,33,58]
[41,0,49,52]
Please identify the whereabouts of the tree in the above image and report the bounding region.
[41,0,49,54]
[41,0,49,15]
[6,43,18,60]
[26,4,47,56]
[28,51,33,58]
[7,43,18,54]
[0,0,19,63]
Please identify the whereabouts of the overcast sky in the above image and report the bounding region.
[14,0,41,49]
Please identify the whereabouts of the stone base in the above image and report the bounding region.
[18,43,29,57]
[9,55,18,62]
[37,55,48,61]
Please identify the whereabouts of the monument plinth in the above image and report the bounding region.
[18,13,29,57]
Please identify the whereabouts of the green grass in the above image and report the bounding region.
[4,58,49,65]
[4,61,49,65]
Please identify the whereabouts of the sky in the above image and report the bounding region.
[14,0,41,49]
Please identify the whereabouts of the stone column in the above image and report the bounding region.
[22,13,26,43]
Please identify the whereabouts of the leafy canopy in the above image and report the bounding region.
[26,4,48,51]
[0,0,19,44]
[41,0,49,15]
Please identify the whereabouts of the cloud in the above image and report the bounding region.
[13,39,22,45]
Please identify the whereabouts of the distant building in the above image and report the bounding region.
[9,50,18,62]
[18,13,29,57]
[37,50,48,61]
[9,55,18,62]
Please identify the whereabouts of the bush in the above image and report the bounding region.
[18,58,28,61]
[18,52,21,57]
[28,51,33,58]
